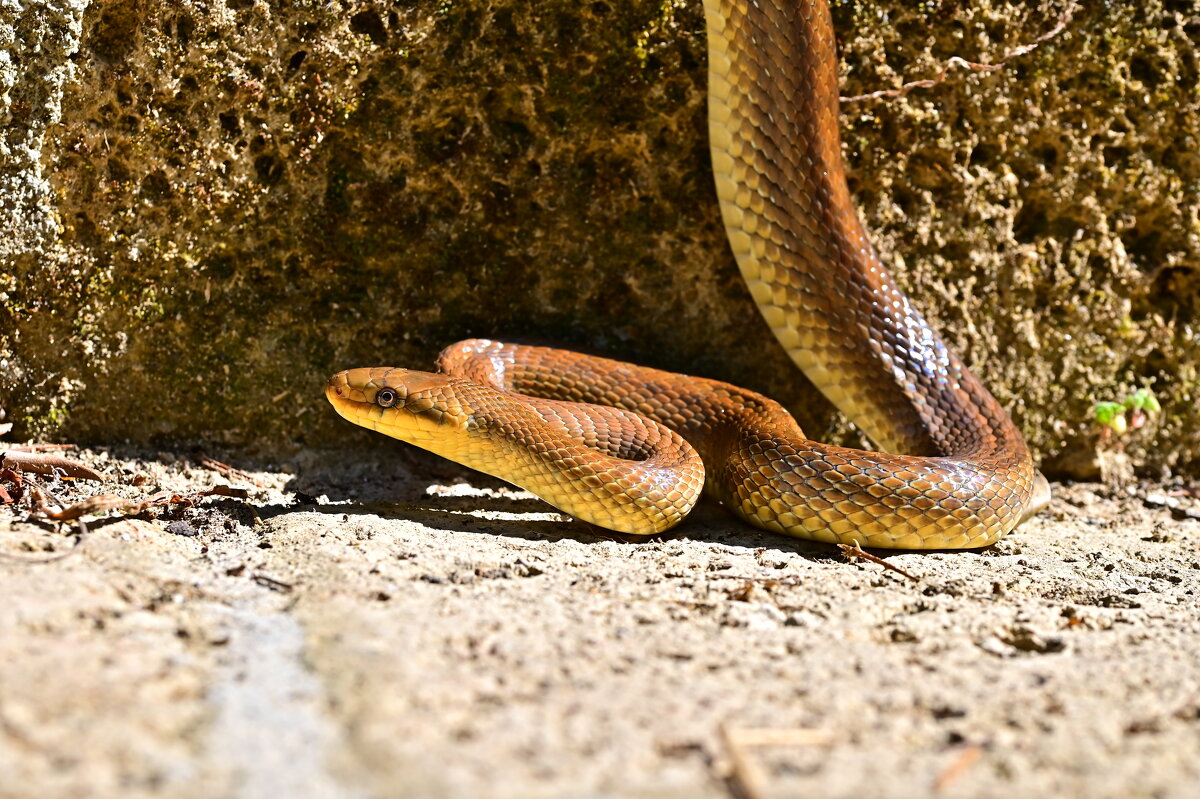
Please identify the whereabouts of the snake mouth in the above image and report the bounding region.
[325,369,397,431]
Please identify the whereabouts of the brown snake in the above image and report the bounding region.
[326,0,1050,549]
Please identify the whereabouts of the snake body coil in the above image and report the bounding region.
[326,0,1048,549]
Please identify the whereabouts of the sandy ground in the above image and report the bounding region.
[2,444,1199,799]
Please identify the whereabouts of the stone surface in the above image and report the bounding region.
[1,0,1198,476]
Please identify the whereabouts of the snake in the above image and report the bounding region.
[326,0,1049,549]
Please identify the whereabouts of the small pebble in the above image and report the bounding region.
[165,520,198,537]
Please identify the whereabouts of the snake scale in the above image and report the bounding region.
[326,0,1049,549]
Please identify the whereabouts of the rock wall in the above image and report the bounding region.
[1,0,1197,477]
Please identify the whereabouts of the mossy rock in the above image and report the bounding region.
[1,0,1197,479]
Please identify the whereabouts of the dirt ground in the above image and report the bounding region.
[2,444,1199,799]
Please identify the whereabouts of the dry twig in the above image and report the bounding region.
[29,484,249,522]
[199,454,264,487]
[0,450,103,481]
[838,541,922,582]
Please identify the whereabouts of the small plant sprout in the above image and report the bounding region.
[1093,401,1127,436]
[1123,388,1161,431]
[1092,389,1161,439]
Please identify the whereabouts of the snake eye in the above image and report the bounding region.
[376,387,399,408]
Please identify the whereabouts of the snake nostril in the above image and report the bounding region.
[327,374,351,398]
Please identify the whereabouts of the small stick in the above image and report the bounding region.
[721,724,770,799]
[838,541,921,582]
[841,3,1077,104]
[0,450,103,482]
[721,725,832,799]
[933,744,983,792]
[252,573,294,593]
[31,493,136,521]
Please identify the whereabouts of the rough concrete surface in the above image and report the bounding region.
[0,0,1198,476]
[2,448,1199,798]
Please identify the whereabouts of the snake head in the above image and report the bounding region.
[325,368,476,445]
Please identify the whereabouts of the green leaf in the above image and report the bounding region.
[1093,402,1129,434]
[1123,388,1161,414]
